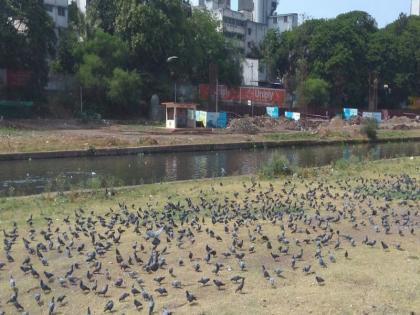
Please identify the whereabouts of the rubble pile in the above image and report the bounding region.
[381,115,420,130]
[228,116,324,134]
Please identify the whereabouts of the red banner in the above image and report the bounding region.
[199,84,285,106]
[7,70,31,87]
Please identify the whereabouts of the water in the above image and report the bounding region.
[0,141,419,197]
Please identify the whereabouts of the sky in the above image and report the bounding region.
[225,0,412,27]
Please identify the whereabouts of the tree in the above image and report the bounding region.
[74,30,141,116]
[262,11,378,109]
[297,78,330,109]
[86,0,119,34]
[115,1,242,97]
[368,14,420,107]
[107,68,142,114]
[0,0,56,100]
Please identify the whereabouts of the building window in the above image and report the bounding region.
[247,42,251,48]
[284,16,288,23]
[248,28,251,35]
[273,17,277,24]
[57,6,66,17]
[44,4,53,12]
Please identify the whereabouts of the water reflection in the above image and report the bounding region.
[0,141,418,196]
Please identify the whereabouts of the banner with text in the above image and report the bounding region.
[199,84,285,106]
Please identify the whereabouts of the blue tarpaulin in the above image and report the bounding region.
[285,111,300,121]
[195,111,227,128]
[343,108,358,120]
[216,112,227,128]
[266,106,279,119]
[362,112,382,122]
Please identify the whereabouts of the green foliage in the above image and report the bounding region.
[74,31,140,116]
[86,0,119,34]
[107,68,142,114]
[360,118,378,140]
[368,14,420,107]
[0,0,56,100]
[262,11,378,108]
[297,77,330,108]
[259,154,295,178]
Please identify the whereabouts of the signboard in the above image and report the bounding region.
[199,84,285,106]
[195,111,227,128]
[343,108,358,120]
[266,106,279,119]
[362,112,382,122]
[285,111,300,121]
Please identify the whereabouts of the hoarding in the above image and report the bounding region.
[199,84,285,106]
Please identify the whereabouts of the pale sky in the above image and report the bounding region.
[193,0,412,28]
[275,0,411,27]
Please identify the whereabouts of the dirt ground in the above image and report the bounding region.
[0,158,419,315]
[0,118,419,154]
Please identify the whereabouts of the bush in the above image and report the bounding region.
[259,154,295,178]
[360,118,378,140]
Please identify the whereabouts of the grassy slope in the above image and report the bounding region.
[0,125,419,154]
[0,158,419,315]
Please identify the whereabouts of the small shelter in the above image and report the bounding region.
[162,102,198,129]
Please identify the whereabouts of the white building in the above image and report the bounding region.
[196,0,297,85]
[43,0,68,30]
[411,0,420,15]
[74,0,89,13]
[196,0,297,56]
[242,58,267,86]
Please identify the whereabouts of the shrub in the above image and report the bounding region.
[259,154,295,178]
[360,117,378,140]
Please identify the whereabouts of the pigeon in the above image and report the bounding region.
[186,290,197,303]
[315,276,325,286]
[104,300,114,312]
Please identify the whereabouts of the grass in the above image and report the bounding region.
[0,158,419,315]
[264,131,318,141]
[0,121,419,154]
[265,129,420,142]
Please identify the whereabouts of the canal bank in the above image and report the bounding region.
[0,140,419,196]
[1,136,420,161]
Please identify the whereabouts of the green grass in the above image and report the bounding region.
[0,157,419,315]
[264,131,318,141]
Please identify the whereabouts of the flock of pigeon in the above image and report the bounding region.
[0,172,418,314]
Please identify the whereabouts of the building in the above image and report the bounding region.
[196,0,297,85]
[75,0,89,13]
[411,0,420,15]
[242,58,267,86]
[197,0,297,56]
[43,0,68,32]
[43,0,69,91]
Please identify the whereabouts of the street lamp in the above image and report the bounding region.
[167,56,179,103]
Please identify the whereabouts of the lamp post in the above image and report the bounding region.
[167,56,179,103]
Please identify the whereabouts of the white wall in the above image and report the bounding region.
[242,58,267,85]
[411,0,420,15]
[43,0,68,28]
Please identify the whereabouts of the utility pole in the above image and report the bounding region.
[80,86,83,114]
